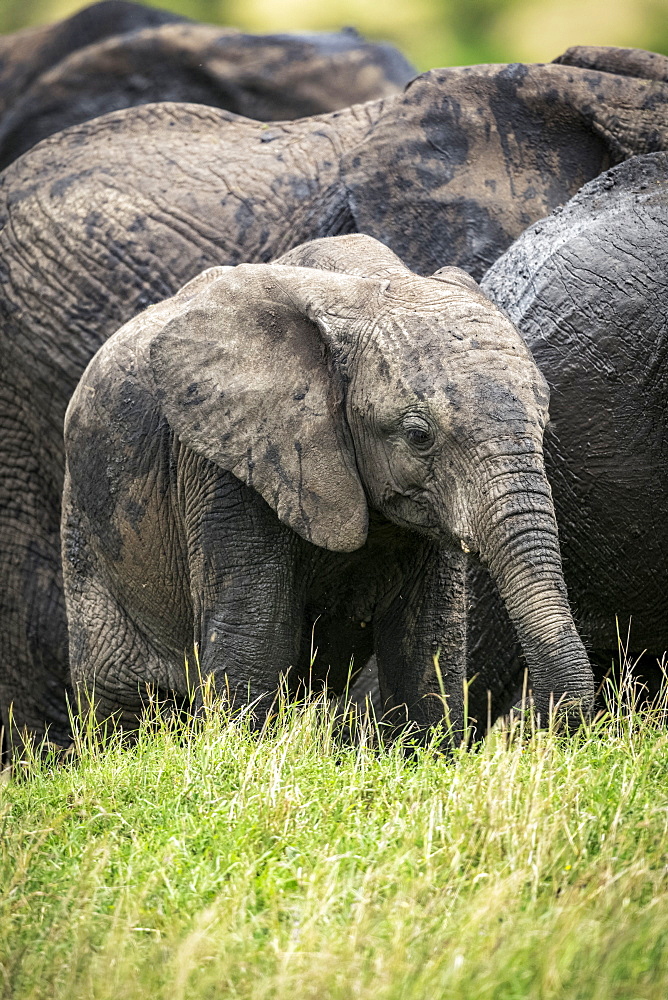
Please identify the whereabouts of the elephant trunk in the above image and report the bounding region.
[471,449,595,726]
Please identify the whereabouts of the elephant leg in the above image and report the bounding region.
[374,545,469,744]
[195,603,305,726]
[193,550,306,729]
[1,524,72,753]
[179,469,308,727]
[464,561,527,737]
[0,402,72,755]
[66,569,178,734]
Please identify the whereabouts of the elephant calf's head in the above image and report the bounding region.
[273,234,594,726]
[340,266,551,556]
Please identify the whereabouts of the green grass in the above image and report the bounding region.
[2,677,668,1000]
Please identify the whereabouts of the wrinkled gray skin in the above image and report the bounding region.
[554,44,668,81]
[61,235,593,741]
[479,152,668,705]
[0,0,414,169]
[1,46,667,749]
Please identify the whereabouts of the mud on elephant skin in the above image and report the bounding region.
[1,46,666,749]
[478,151,668,710]
[0,0,415,170]
[61,235,593,741]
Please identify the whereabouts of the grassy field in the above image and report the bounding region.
[2,674,668,1000]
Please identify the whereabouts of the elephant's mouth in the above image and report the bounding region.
[379,488,444,537]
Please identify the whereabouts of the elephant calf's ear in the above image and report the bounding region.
[149,265,369,552]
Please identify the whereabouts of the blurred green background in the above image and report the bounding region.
[1,0,667,70]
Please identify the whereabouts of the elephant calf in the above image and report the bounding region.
[61,235,593,740]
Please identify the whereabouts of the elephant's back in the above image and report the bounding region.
[0,105,230,387]
[0,18,413,170]
[482,151,668,326]
[480,151,668,428]
[0,100,353,403]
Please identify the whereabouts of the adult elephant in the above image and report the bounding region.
[1,50,667,749]
[475,152,668,715]
[0,2,415,169]
[61,234,593,741]
[0,0,184,119]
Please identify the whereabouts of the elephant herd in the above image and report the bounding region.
[0,0,666,756]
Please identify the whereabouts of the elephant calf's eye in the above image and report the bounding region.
[402,414,435,450]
